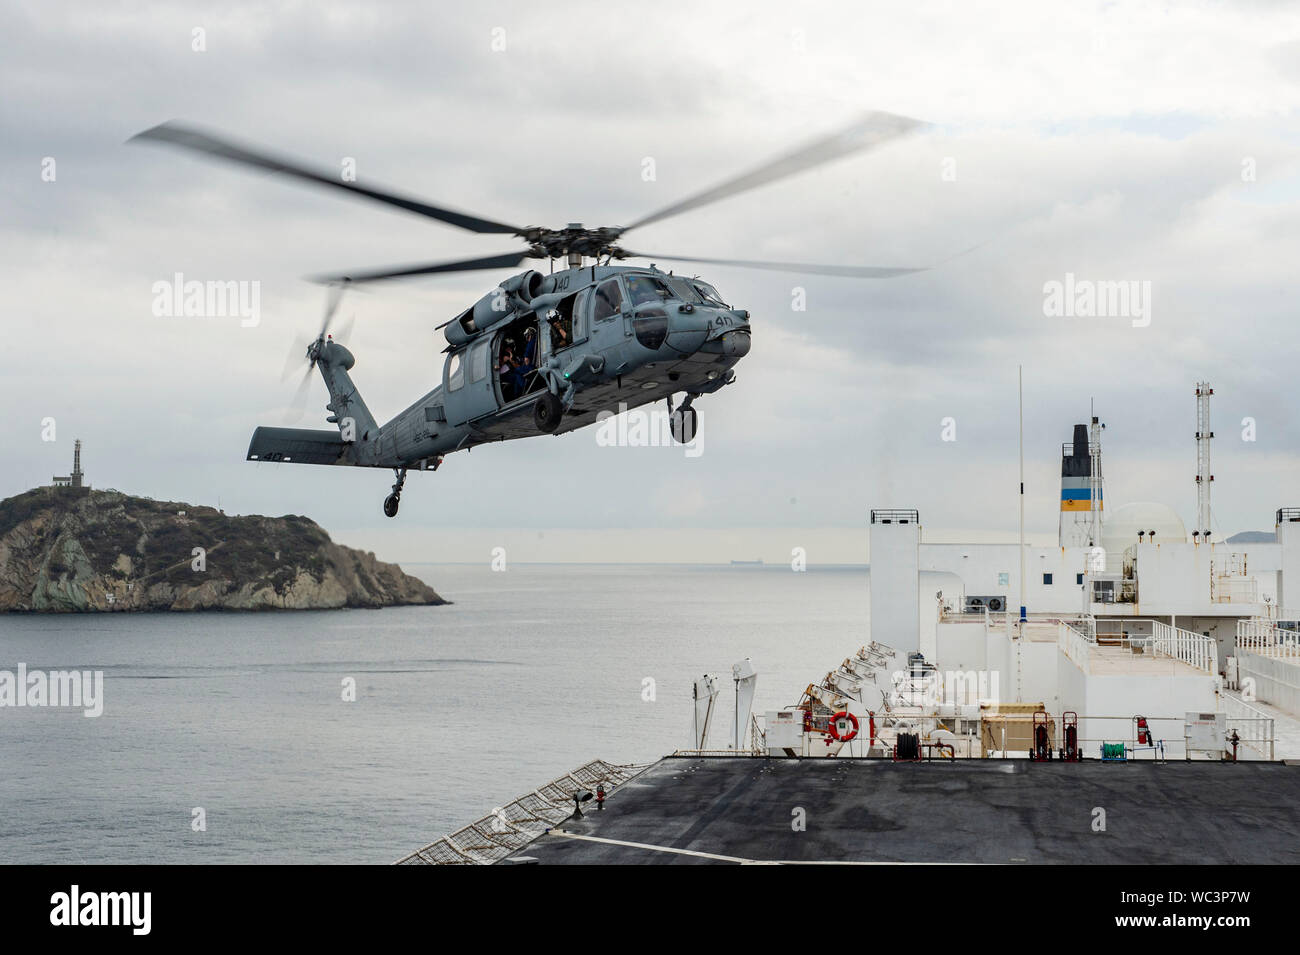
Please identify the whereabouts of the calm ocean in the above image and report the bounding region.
[0,563,870,863]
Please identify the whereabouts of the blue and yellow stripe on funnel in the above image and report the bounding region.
[1060,480,1103,513]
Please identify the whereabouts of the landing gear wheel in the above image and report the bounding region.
[670,407,698,444]
[534,392,563,433]
[384,467,407,518]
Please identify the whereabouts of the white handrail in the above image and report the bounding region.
[1058,621,1094,669]
[1236,619,1300,661]
[1151,621,1217,674]
[1220,695,1276,761]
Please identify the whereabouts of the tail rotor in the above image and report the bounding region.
[282,283,350,422]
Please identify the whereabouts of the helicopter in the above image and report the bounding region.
[131,112,929,516]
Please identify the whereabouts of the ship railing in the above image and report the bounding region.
[394,759,650,865]
[677,714,767,756]
[747,711,1273,762]
[1092,621,1175,657]
[1220,695,1275,761]
[983,713,1182,760]
[1151,621,1218,674]
[1236,619,1300,661]
[1095,617,1155,646]
[1058,621,1094,669]
[673,749,764,757]
[983,713,1273,761]
[939,606,991,625]
[1010,612,1095,630]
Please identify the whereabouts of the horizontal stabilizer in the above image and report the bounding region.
[246,427,352,465]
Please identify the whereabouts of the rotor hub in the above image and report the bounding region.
[519,224,629,262]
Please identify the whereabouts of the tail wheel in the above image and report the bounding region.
[534,392,563,433]
[383,493,400,518]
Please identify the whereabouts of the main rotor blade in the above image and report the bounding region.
[620,111,927,234]
[311,250,531,285]
[320,282,346,336]
[130,121,523,235]
[627,251,926,279]
[333,313,356,346]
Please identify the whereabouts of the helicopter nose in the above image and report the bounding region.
[664,306,711,352]
[717,329,751,358]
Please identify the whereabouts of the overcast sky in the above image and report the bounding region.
[3,1,1299,563]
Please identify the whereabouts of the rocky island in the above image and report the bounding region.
[0,487,444,612]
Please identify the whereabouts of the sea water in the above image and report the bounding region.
[0,563,869,863]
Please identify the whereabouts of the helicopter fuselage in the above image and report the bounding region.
[247,263,751,478]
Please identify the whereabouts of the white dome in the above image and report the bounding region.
[1101,502,1187,568]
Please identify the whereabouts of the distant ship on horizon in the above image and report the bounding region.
[729,559,764,566]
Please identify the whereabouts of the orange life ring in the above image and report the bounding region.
[828,711,859,742]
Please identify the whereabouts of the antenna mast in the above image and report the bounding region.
[1018,366,1025,623]
[1088,403,1103,547]
[1195,382,1214,538]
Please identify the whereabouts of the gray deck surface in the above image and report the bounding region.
[515,756,1300,864]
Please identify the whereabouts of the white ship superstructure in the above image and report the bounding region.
[749,381,1297,763]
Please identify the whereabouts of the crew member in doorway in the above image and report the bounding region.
[499,346,518,401]
[517,326,537,394]
[548,314,568,352]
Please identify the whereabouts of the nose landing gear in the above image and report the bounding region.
[383,467,407,518]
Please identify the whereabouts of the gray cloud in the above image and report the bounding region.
[4,1,1300,559]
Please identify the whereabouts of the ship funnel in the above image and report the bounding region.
[1059,418,1104,547]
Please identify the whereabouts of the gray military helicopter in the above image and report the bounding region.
[132,112,928,516]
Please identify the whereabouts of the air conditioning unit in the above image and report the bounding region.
[964,595,1006,613]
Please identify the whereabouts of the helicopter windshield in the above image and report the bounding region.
[665,277,702,303]
[623,274,677,308]
[692,280,727,308]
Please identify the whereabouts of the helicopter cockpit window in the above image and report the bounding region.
[666,277,703,303]
[592,279,623,322]
[623,274,676,308]
[692,281,727,308]
[447,351,464,391]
